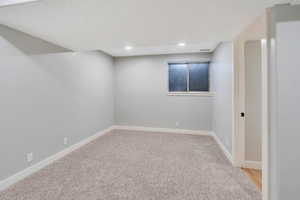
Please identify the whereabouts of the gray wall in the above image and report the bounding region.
[210,42,234,154]
[0,25,115,180]
[269,5,300,200]
[245,41,262,162]
[114,53,212,131]
[275,20,300,200]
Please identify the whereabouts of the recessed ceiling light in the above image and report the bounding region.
[125,46,133,50]
[177,42,186,47]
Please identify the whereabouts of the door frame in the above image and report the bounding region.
[234,4,300,200]
[234,38,269,199]
[233,33,269,200]
[261,38,269,200]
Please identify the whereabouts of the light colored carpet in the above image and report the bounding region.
[0,130,261,200]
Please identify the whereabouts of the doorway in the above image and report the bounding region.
[240,40,263,190]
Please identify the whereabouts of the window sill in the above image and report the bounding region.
[167,92,214,97]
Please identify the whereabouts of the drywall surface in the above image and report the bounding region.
[0,26,114,180]
[114,53,212,131]
[0,24,69,55]
[268,6,300,199]
[274,20,300,200]
[210,42,234,154]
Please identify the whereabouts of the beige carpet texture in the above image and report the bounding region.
[0,130,261,200]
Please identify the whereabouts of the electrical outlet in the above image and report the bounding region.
[64,137,68,145]
[27,153,33,163]
[175,121,180,127]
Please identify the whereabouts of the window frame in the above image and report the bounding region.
[167,60,213,96]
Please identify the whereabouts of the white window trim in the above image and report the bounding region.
[167,91,215,96]
[167,60,211,96]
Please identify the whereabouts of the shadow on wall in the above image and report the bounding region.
[0,24,71,55]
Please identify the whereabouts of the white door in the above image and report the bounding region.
[244,41,262,166]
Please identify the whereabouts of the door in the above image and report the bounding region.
[244,40,262,166]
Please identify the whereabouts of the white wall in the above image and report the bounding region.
[0,24,69,55]
[114,53,213,131]
[210,42,234,154]
[275,20,300,200]
[268,5,300,199]
[0,25,115,180]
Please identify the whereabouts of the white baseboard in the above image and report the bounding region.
[0,126,114,192]
[0,126,234,192]
[211,132,233,164]
[113,125,212,136]
[243,160,262,170]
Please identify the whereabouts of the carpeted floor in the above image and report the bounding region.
[0,130,261,200]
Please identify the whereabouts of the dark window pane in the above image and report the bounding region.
[169,64,188,92]
[189,63,209,92]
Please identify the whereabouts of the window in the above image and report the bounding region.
[168,62,210,93]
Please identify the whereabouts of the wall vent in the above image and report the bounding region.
[199,49,211,52]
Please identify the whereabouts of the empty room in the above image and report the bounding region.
[1,0,300,200]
